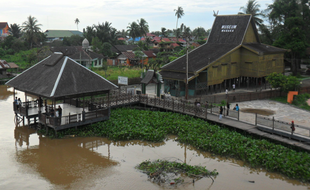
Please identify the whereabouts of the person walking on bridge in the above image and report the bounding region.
[291,121,295,135]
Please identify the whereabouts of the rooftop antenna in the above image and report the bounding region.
[213,10,219,17]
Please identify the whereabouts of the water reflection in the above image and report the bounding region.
[14,127,118,186]
[0,85,13,101]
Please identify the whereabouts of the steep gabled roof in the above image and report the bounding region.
[207,14,253,44]
[143,51,156,58]
[6,53,117,98]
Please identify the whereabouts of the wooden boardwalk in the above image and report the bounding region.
[14,94,310,151]
[136,95,310,152]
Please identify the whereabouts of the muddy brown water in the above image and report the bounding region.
[241,108,276,116]
[1,85,310,190]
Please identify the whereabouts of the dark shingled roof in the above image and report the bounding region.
[69,50,104,60]
[207,14,252,44]
[6,53,117,98]
[242,43,286,54]
[50,46,82,56]
[141,70,154,84]
[159,71,195,81]
[112,45,139,53]
[161,43,238,73]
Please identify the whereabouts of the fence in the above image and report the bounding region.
[138,94,310,142]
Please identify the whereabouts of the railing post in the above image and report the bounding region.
[238,109,240,121]
[272,117,275,131]
[183,101,185,113]
[255,113,257,126]
[69,113,71,124]
[163,98,165,109]
[172,99,174,111]
[211,104,213,114]
[205,107,208,119]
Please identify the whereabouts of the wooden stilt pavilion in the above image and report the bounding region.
[6,52,118,133]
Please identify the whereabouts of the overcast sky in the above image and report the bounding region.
[1,0,272,33]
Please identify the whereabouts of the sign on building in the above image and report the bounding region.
[118,76,128,85]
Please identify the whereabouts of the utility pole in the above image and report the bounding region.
[185,38,189,100]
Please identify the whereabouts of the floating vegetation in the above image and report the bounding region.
[136,159,218,186]
[44,108,310,182]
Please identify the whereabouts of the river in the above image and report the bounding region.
[0,85,309,190]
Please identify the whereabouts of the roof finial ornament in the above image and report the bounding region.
[213,10,219,17]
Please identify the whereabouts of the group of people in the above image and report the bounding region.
[218,103,239,121]
[49,105,62,118]
[14,97,22,111]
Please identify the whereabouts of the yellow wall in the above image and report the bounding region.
[205,48,285,86]
[207,49,241,85]
[243,23,258,43]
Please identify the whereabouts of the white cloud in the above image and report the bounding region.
[0,0,273,32]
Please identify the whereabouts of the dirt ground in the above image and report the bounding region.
[235,100,310,128]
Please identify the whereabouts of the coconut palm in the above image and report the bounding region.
[75,18,80,30]
[127,21,140,43]
[9,23,21,38]
[137,18,149,37]
[174,6,184,30]
[239,0,264,28]
[160,27,167,40]
[22,15,42,48]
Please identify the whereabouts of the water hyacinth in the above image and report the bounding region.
[45,108,310,182]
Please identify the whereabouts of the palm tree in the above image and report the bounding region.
[22,15,42,48]
[137,18,149,37]
[127,22,140,43]
[174,6,184,30]
[75,18,80,30]
[174,6,184,42]
[160,27,167,40]
[9,23,21,38]
[239,0,264,28]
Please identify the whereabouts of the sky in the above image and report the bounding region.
[1,0,273,33]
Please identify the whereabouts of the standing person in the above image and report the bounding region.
[234,104,239,111]
[219,106,223,120]
[226,102,230,115]
[232,83,236,92]
[14,97,18,110]
[225,89,228,98]
[57,105,62,118]
[18,98,22,110]
[291,121,295,135]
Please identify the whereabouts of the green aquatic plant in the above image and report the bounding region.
[136,159,218,184]
[42,108,310,182]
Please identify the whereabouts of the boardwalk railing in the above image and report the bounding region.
[39,108,110,128]
[138,94,310,142]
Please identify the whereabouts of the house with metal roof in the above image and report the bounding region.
[44,30,83,42]
[160,14,286,97]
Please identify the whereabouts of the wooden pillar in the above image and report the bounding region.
[238,77,241,88]
[247,77,249,89]
[256,78,258,89]
[229,79,231,91]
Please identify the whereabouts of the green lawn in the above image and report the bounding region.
[92,66,143,81]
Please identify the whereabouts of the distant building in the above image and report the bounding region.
[0,22,9,40]
[44,30,83,42]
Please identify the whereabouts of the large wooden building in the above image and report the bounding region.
[160,14,286,96]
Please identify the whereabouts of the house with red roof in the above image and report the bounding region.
[0,22,9,40]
